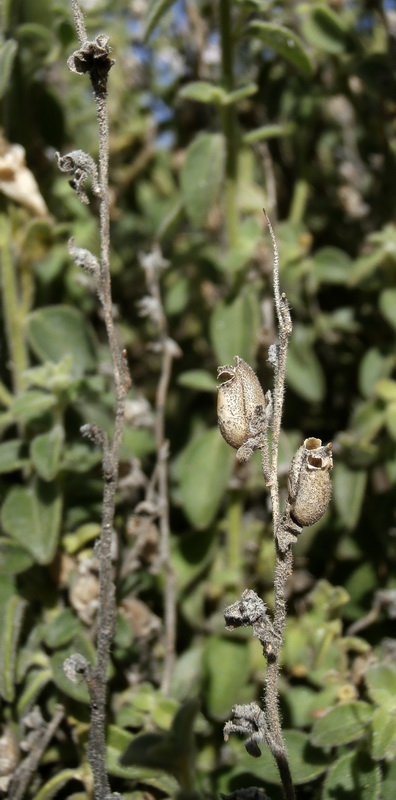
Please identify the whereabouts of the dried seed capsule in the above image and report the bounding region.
[287,437,333,527]
[217,357,266,449]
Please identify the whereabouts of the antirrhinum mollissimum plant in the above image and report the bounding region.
[217,216,333,800]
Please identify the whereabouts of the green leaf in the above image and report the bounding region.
[370,706,396,761]
[143,0,176,40]
[50,635,96,705]
[34,770,80,800]
[249,22,313,77]
[12,390,57,423]
[1,480,62,564]
[0,594,26,702]
[235,729,330,785]
[179,81,226,105]
[243,122,294,144]
[379,288,396,331]
[365,664,396,711]
[30,424,64,481]
[210,289,260,365]
[313,246,352,284]
[176,428,234,529]
[27,306,97,376]
[30,425,64,481]
[385,402,396,441]
[220,83,258,106]
[15,23,55,62]
[0,39,18,99]
[0,539,34,574]
[204,637,251,720]
[310,702,372,747]
[177,369,217,392]
[286,324,326,402]
[374,378,396,402]
[44,609,81,649]
[16,667,52,716]
[107,725,178,794]
[0,439,27,473]
[180,133,225,228]
[302,5,350,55]
[333,464,367,529]
[323,751,381,800]
[359,348,395,399]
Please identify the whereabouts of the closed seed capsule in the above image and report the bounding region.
[217,357,266,449]
[288,437,333,527]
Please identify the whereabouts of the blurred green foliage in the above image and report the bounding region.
[1,0,396,798]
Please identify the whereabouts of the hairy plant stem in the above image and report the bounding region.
[0,215,29,395]
[70,3,130,798]
[219,0,238,249]
[262,213,295,800]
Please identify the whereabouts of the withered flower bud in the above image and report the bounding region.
[217,357,265,450]
[287,437,333,527]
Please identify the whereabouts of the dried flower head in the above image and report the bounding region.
[287,437,333,528]
[217,357,266,451]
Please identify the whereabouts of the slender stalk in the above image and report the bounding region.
[261,212,294,800]
[0,215,29,394]
[219,0,239,249]
[69,5,130,798]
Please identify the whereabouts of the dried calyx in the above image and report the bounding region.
[217,357,266,457]
[287,437,333,528]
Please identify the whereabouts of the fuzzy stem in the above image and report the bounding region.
[0,215,29,394]
[70,4,130,798]
[219,0,238,249]
[261,212,294,800]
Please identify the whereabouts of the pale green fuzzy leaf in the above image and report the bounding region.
[379,287,396,331]
[365,664,396,711]
[16,667,52,716]
[176,428,234,529]
[311,701,372,747]
[333,463,367,529]
[286,324,326,402]
[0,439,27,473]
[0,594,26,702]
[12,390,57,423]
[180,133,225,228]
[34,769,81,800]
[27,305,97,376]
[210,289,260,365]
[302,5,350,55]
[249,22,313,76]
[323,751,381,800]
[177,370,217,393]
[179,81,225,105]
[204,637,251,720]
[30,424,64,481]
[370,706,396,761]
[1,480,62,563]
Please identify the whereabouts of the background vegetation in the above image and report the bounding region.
[1,0,396,798]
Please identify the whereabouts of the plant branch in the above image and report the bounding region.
[67,5,130,799]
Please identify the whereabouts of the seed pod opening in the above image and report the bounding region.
[287,438,333,528]
[217,357,265,450]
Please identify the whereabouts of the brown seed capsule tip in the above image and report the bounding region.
[305,437,322,450]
